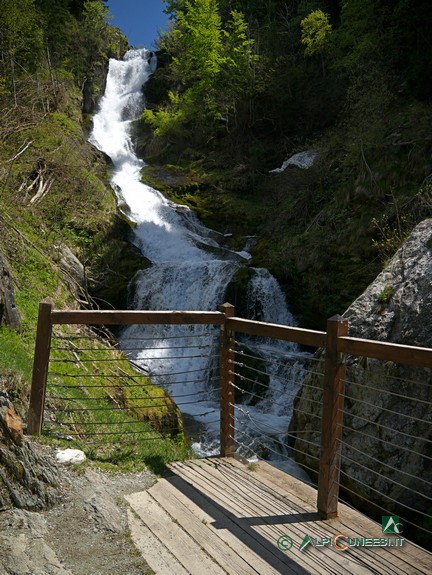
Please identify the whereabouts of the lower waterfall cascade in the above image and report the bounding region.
[90,48,309,474]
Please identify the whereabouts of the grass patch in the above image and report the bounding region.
[40,326,191,474]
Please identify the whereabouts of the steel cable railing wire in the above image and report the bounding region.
[54,427,182,437]
[46,329,221,447]
[229,364,322,397]
[229,371,315,405]
[340,443,432,501]
[46,387,215,402]
[48,375,219,389]
[341,391,432,426]
[340,438,432,488]
[233,340,320,363]
[234,339,322,363]
[119,331,217,341]
[233,344,317,370]
[230,419,323,471]
[343,365,432,390]
[233,406,321,453]
[52,343,214,352]
[51,353,218,363]
[338,469,432,537]
[339,409,432,449]
[343,377,432,406]
[230,373,321,404]
[233,428,319,485]
[50,366,218,380]
[337,410,432,463]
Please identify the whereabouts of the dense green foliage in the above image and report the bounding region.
[139,0,432,327]
[143,0,260,137]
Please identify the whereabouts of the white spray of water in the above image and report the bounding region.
[90,49,309,476]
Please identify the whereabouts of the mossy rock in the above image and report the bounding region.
[90,238,151,310]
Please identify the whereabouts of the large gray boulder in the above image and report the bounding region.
[290,219,432,541]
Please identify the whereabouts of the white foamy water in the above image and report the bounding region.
[90,49,309,477]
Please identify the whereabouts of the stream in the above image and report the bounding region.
[90,49,308,473]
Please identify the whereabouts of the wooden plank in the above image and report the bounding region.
[170,460,360,575]
[227,317,327,348]
[233,461,402,575]
[194,460,387,575]
[317,315,348,518]
[50,309,225,326]
[150,478,279,575]
[338,336,432,368]
[169,461,314,575]
[127,508,189,575]
[187,459,429,575]
[28,299,53,435]
[223,459,419,575]
[125,491,227,575]
[228,459,432,575]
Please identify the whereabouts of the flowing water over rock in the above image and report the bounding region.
[90,49,308,470]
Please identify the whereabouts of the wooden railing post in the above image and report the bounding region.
[28,299,53,435]
[220,303,235,457]
[317,314,348,518]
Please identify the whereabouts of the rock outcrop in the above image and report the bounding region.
[0,393,62,511]
[0,249,21,331]
[290,219,432,540]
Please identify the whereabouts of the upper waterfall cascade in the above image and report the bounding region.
[90,49,307,467]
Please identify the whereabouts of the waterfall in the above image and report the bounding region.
[90,49,308,470]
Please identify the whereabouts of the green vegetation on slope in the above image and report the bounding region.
[138,0,432,328]
[0,0,190,470]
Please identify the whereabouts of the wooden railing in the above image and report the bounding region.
[28,298,432,521]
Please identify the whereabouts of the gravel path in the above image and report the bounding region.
[0,462,157,575]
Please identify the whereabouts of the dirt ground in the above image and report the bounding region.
[0,459,158,575]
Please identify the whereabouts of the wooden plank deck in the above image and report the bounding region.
[125,457,431,575]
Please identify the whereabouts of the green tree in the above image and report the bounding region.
[0,0,44,104]
[145,0,260,136]
[300,9,332,56]
[171,0,224,85]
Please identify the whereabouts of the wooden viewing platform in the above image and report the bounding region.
[125,457,431,575]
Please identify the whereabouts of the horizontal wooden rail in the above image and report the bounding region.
[29,299,432,529]
[338,336,432,369]
[226,317,327,348]
[51,310,225,326]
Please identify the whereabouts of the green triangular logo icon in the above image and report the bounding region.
[299,534,313,551]
[382,516,402,534]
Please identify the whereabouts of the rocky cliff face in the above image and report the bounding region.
[0,250,21,332]
[290,219,432,541]
[0,393,61,511]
